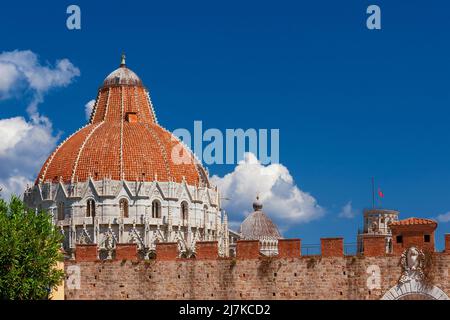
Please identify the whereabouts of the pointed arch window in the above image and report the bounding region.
[152,200,161,218]
[181,201,189,222]
[120,198,129,218]
[57,202,65,220]
[203,205,208,228]
[86,199,96,218]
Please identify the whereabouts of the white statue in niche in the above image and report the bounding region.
[407,247,420,269]
[399,246,425,284]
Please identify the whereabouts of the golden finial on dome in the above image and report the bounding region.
[120,52,126,67]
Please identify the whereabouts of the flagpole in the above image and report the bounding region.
[371,177,375,209]
[377,188,381,208]
[378,187,383,208]
[380,191,382,208]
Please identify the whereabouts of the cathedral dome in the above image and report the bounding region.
[239,197,282,240]
[36,55,209,186]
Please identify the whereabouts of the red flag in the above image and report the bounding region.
[378,188,384,198]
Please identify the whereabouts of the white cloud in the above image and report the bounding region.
[227,220,242,231]
[0,116,59,199]
[0,176,33,201]
[338,201,356,219]
[436,212,450,223]
[0,50,79,199]
[211,152,324,231]
[85,99,95,120]
[0,63,20,97]
[0,50,80,116]
[0,50,80,97]
[0,116,30,156]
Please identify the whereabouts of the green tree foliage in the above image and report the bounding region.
[0,195,64,299]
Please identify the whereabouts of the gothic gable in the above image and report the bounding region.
[81,177,100,199]
[175,180,193,202]
[54,181,68,201]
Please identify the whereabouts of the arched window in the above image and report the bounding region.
[120,198,129,218]
[57,202,65,220]
[203,205,208,227]
[152,200,161,218]
[181,201,189,221]
[86,199,96,218]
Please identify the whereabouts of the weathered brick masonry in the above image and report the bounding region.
[65,237,450,300]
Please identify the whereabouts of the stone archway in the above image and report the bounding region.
[381,279,449,300]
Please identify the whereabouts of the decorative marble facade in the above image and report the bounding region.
[24,177,229,258]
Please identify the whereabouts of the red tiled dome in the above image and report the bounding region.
[36,58,209,186]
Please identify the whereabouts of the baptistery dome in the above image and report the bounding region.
[25,55,228,259]
[36,55,208,186]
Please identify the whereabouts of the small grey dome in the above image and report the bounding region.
[239,197,281,240]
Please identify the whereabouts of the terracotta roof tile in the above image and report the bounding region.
[389,217,437,226]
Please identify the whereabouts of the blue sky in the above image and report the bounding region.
[0,0,449,249]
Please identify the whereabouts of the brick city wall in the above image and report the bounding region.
[64,237,450,300]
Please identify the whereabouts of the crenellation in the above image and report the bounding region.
[64,233,450,300]
[321,238,344,257]
[62,253,450,300]
[444,234,450,253]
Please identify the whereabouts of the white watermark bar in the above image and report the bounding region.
[172,121,279,166]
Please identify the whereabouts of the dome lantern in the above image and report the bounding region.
[252,195,263,211]
[120,52,126,67]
